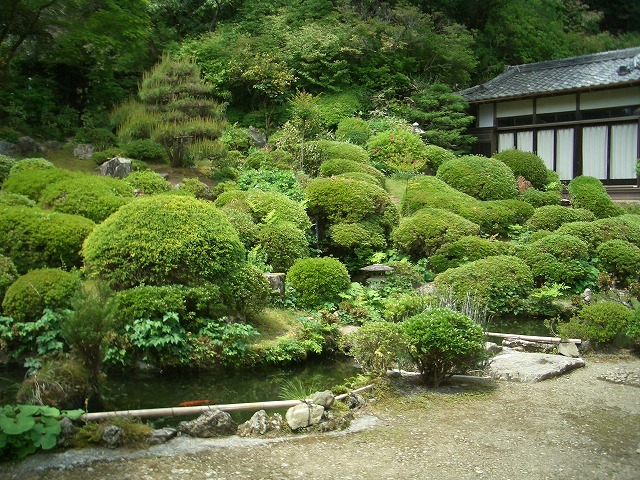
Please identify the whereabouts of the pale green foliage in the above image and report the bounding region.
[350,321,407,375]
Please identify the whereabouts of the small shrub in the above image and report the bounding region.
[121,139,167,163]
[492,149,548,189]
[424,144,456,173]
[257,222,309,272]
[335,117,371,145]
[519,188,562,207]
[0,255,18,303]
[470,199,535,237]
[596,240,640,284]
[567,176,624,218]
[328,222,387,251]
[0,191,36,207]
[236,168,304,201]
[403,308,485,387]
[221,264,271,320]
[526,205,595,231]
[557,301,632,345]
[428,236,508,274]
[301,140,369,176]
[286,257,351,308]
[434,255,534,315]
[8,157,55,175]
[350,321,407,375]
[220,208,260,250]
[73,127,117,151]
[0,154,17,183]
[2,269,81,322]
[436,155,517,200]
[392,208,480,260]
[319,159,385,186]
[335,171,382,186]
[123,170,171,195]
[367,129,429,173]
[381,291,433,323]
[2,166,76,201]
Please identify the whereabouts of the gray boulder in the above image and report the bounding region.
[347,392,366,409]
[56,417,78,447]
[248,126,267,147]
[16,136,42,156]
[264,273,285,294]
[285,402,324,430]
[237,410,283,437]
[101,424,124,449]
[557,341,580,358]
[99,157,132,178]
[310,390,335,409]
[177,409,237,438]
[73,143,94,159]
[487,350,585,383]
[42,140,62,151]
[0,141,17,157]
[148,427,178,445]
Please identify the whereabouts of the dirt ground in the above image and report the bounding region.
[5,352,640,480]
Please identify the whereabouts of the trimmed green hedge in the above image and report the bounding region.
[302,140,370,176]
[492,150,548,189]
[392,208,480,260]
[555,215,640,250]
[257,222,309,272]
[286,257,350,308]
[434,255,534,315]
[335,171,383,187]
[83,195,246,289]
[424,145,456,173]
[567,176,624,218]
[526,205,596,232]
[328,222,387,251]
[0,154,17,183]
[519,188,562,207]
[8,157,54,174]
[220,264,271,319]
[558,301,633,345]
[0,255,18,304]
[2,166,76,201]
[367,129,429,173]
[428,236,510,273]
[0,191,36,207]
[123,170,172,195]
[596,239,640,284]
[335,117,372,146]
[319,159,385,186]
[436,155,517,200]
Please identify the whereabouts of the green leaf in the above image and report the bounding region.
[0,415,35,435]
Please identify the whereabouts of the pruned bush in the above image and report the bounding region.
[596,240,640,284]
[556,215,640,250]
[122,170,171,195]
[302,140,369,176]
[120,139,167,163]
[392,208,480,260]
[557,301,633,345]
[9,157,55,174]
[236,168,304,201]
[436,155,517,200]
[244,149,293,171]
[350,321,407,375]
[0,154,17,183]
[39,175,133,222]
[0,206,96,273]
[335,117,372,146]
[567,176,624,218]
[492,149,548,189]
[319,159,385,186]
[328,222,387,251]
[73,127,117,150]
[220,209,259,250]
[335,171,382,186]
[0,191,36,207]
[434,255,534,315]
[2,268,81,322]
[367,129,429,173]
[470,199,535,237]
[2,166,76,201]
[403,308,485,387]
[424,145,456,173]
[0,255,18,304]
[286,257,350,308]
[519,188,562,207]
[257,222,309,272]
[526,205,596,232]
[220,264,271,319]
[428,236,509,274]
[83,195,246,289]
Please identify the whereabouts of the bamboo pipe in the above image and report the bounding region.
[485,332,582,345]
[80,384,375,422]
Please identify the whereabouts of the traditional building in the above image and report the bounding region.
[458,47,640,185]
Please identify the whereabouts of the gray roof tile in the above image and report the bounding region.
[459,47,640,102]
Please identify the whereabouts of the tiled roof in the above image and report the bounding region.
[459,47,640,102]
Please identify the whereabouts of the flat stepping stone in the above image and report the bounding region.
[487,351,586,383]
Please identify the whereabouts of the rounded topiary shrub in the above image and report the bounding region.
[424,145,456,173]
[0,255,18,303]
[492,150,548,189]
[220,264,271,319]
[122,170,171,195]
[436,155,517,200]
[434,255,534,315]
[319,159,385,186]
[257,222,309,272]
[83,195,246,289]
[350,321,407,375]
[286,257,350,308]
[525,205,596,232]
[328,222,387,251]
[428,236,509,274]
[335,171,383,187]
[392,208,480,260]
[593,215,640,247]
[2,268,81,322]
[468,199,534,237]
[0,191,36,207]
[0,206,96,273]
[401,175,475,217]
[403,308,485,387]
[220,209,259,250]
[39,175,133,223]
[596,240,640,284]
[335,117,372,146]
[519,188,562,208]
[2,166,76,201]
[8,157,54,175]
[367,129,429,173]
[121,139,167,163]
[0,154,17,183]
[554,221,604,250]
[558,301,632,345]
[302,140,370,176]
[567,176,624,219]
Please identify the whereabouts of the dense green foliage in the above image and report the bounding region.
[596,239,640,284]
[403,308,485,387]
[257,222,310,273]
[350,321,407,375]
[83,195,246,289]
[492,150,549,189]
[122,171,172,195]
[367,129,430,174]
[526,205,596,231]
[557,301,633,345]
[286,257,350,308]
[428,236,510,274]
[318,159,385,186]
[519,187,562,208]
[335,117,371,145]
[0,255,18,304]
[567,176,625,218]
[2,166,76,201]
[424,145,456,173]
[436,155,517,200]
[0,154,16,183]
[555,215,640,250]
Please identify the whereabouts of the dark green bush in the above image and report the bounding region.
[244,149,294,171]
[0,154,17,183]
[121,139,167,163]
[73,127,117,151]
[469,200,534,237]
[257,222,309,272]
[0,206,96,273]
[554,221,603,250]
[557,301,633,345]
[428,236,509,273]
[526,205,596,232]
[492,149,548,189]
[286,257,351,308]
[39,175,133,223]
[83,195,246,289]
[424,145,456,173]
[0,191,36,207]
[519,188,562,208]
[567,176,624,218]
[8,157,55,174]
[123,170,171,195]
[90,147,124,164]
[319,159,385,186]
[436,155,517,200]
[392,208,480,260]
[434,255,534,315]
[593,215,640,247]
[335,117,372,146]
[335,171,382,186]
[2,269,81,322]
[236,168,304,201]
[328,222,387,251]
[367,129,429,173]
[403,308,485,387]
[350,321,407,375]
[0,255,18,304]
[2,166,76,201]
[302,140,369,176]
[220,264,271,320]
[596,240,640,284]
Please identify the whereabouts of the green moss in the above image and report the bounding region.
[436,155,517,200]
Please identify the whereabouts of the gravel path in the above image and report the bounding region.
[4,352,640,480]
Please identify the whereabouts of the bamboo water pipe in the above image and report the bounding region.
[80,384,375,422]
[485,332,582,345]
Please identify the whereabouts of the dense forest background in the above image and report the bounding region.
[1,0,639,141]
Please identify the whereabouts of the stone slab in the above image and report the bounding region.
[487,350,586,383]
